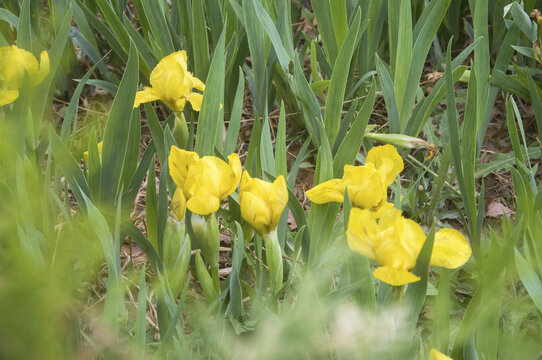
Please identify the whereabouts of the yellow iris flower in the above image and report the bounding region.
[347,205,472,286]
[0,45,50,106]
[306,145,404,209]
[239,171,288,236]
[133,50,205,112]
[168,146,241,216]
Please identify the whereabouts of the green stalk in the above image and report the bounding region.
[263,230,283,294]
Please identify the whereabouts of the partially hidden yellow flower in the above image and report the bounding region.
[171,188,187,221]
[168,146,241,215]
[134,50,205,112]
[306,145,403,209]
[83,141,103,164]
[239,171,288,236]
[346,206,471,286]
[429,348,453,360]
[0,45,50,106]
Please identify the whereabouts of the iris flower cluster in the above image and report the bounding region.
[307,145,471,286]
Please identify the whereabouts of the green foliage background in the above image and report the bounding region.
[1,0,542,359]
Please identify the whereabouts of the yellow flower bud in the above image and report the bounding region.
[0,45,49,106]
[239,171,288,236]
[133,51,205,112]
[168,146,241,215]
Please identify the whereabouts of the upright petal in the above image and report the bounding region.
[306,179,345,204]
[343,163,387,209]
[168,146,199,187]
[431,228,471,269]
[366,145,404,186]
[372,266,420,286]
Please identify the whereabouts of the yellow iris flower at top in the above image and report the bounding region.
[134,51,205,112]
[306,145,403,209]
[168,146,241,216]
[0,45,50,106]
[239,171,288,236]
[346,205,472,286]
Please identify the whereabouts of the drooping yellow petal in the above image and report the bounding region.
[187,193,220,215]
[343,163,387,209]
[0,89,19,106]
[168,146,199,188]
[134,88,161,108]
[192,76,205,91]
[366,144,404,186]
[429,349,453,360]
[431,228,472,269]
[171,188,187,221]
[306,178,345,204]
[187,92,203,111]
[372,266,420,286]
[346,207,379,260]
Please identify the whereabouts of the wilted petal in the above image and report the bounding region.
[372,266,420,286]
[431,228,471,269]
[306,178,345,204]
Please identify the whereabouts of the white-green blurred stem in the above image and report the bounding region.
[263,230,283,293]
